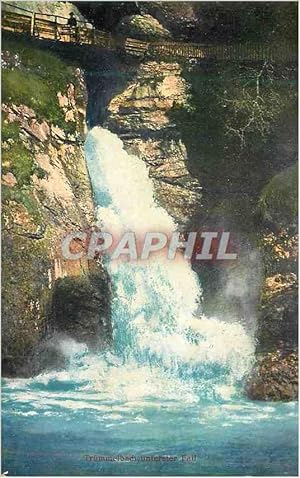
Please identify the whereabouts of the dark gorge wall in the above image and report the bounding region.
[75,1,297,44]
[172,60,298,400]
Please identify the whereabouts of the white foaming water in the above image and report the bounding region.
[2,130,297,478]
[81,127,254,400]
[3,127,254,408]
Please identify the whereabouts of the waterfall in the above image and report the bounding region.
[83,127,254,401]
[4,127,297,478]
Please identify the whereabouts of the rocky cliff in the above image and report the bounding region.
[246,167,298,400]
[101,47,298,400]
[104,60,202,226]
[2,38,112,377]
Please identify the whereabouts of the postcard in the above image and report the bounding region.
[2,1,298,476]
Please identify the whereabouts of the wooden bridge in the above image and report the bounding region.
[1,3,297,63]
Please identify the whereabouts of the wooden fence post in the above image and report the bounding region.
[54,15,58,40]
[30,12,35,36]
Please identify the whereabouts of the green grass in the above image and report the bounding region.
[2,119,47,188]
[2,184,39,214]
[2,124,46,223]
[2,69,67,128]
[2,36,76,224]
[2,37,76,131]
[2,119,20,142]
[3,37,74,89]
[3,141,35,186]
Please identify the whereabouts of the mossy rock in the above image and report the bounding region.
[117,14,171,41]
[256,273,298,353]
[2,231,51,376]
[2,36,77,131]
[259,163,298,229]
[246,351,298,401]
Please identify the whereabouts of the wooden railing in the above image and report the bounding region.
[1,5,297,63]
[149,40,296,62]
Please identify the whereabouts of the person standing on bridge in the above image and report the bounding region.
[67,12,77,28]
[67,12,79,42]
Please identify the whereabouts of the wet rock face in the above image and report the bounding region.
[52,272,112,350]
[246,271,298,400]
[247,169,297,391]
[246,351,298,401]
[257,273,298,353]
[105,61,201,226]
